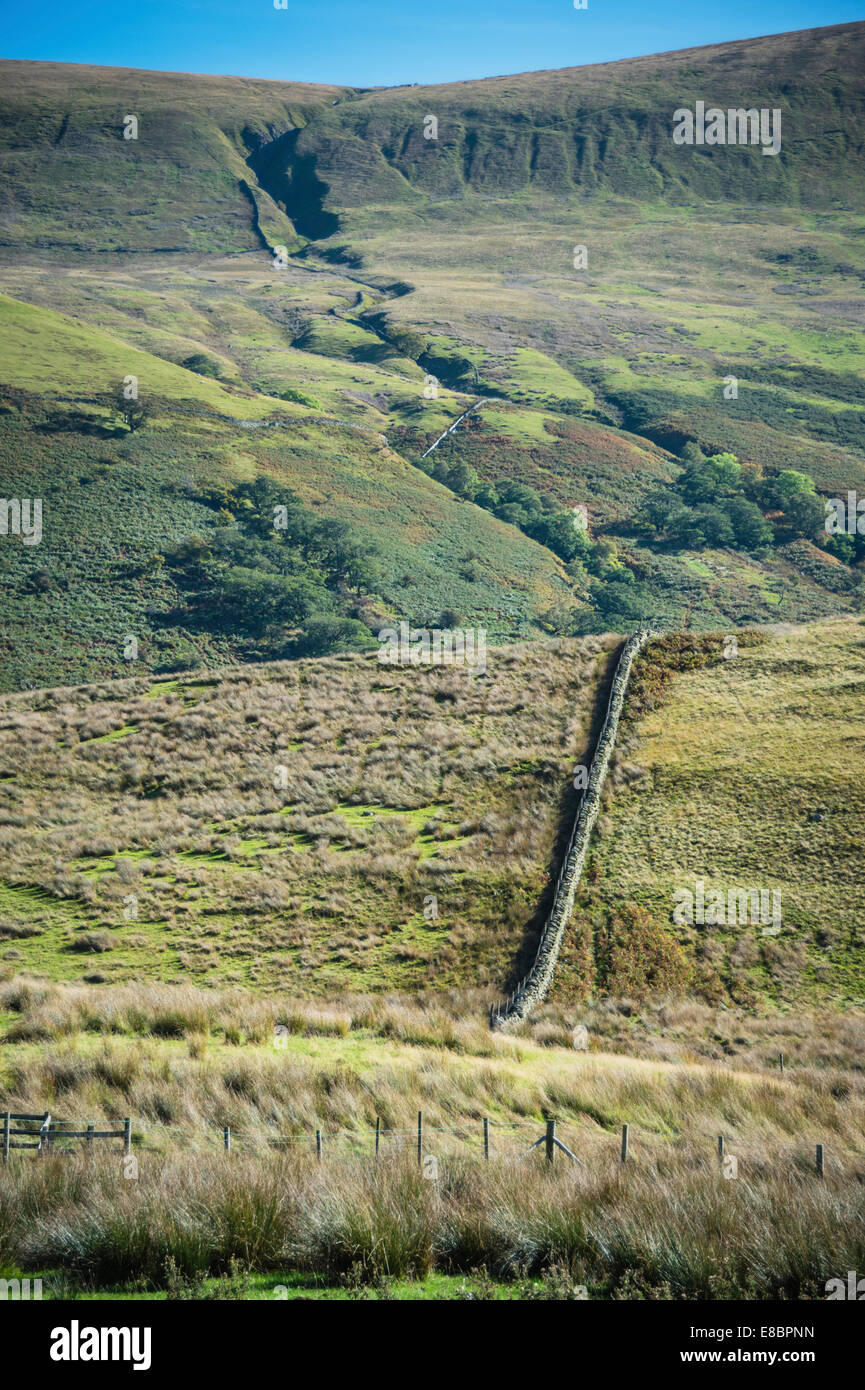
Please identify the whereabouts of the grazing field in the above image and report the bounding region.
[554,616,865,1009]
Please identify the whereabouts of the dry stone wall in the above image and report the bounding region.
[491,628,651,1030]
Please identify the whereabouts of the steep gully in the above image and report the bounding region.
[241,129,655,1025]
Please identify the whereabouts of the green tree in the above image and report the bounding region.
[680,452,741,505]
[293,615,375,656]
[181,352,223,379]
[528,511,589,562]
[776,469,816,501]
[635,488,681,538]
[726,496,773,550]
[500,482,542,516]
[583,575,658,629]
[448,462,480,498]
[495,501,531,528]
[679,440,706,467]
[782,491,826,539]
[474,482,499,510]
[692,504,736,548]
[215,568,321,631]
[114,385,147,433]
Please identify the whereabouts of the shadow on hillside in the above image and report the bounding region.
[499,640,623,999]
[36,411,123,438]
[246,129,339,241]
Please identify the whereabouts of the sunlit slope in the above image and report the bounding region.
[0,28,864,670]
[555,618,865,1009]
[0,292,299,416]
[279,23,865,216]
[0,389,574,697]
[0,59,347,254]
[273,24,865,631]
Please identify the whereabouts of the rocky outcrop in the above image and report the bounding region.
[490,628,651,1030]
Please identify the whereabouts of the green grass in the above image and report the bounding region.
[28,1269,548,1300]
[0,294,296,419]
[0,60,344,255]
[0,33,864,1306]
[0,387,571,691]
[552,617,865,1009]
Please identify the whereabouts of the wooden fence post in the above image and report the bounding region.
[86,1123,94,1149]
[621,1124,629,1163]
[123,1118,132,1157]
[545,1119,555,1165]
[375,1116,380,1160]
[816,1143,824,1178]
[417,1111,422,1167]
[483,1117,489,1162]
[717,1135,725,1163]
[224,1127,231,1154]
[316,1129,322,1163]
[2,1112,9,1163]
[779,1052,784,1075]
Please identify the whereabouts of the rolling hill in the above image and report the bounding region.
[1,617,863,1015]
[1,26,865,691]
[0,634,616,992]
[1,28,864,1306]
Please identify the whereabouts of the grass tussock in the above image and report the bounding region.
[0,976,499,1053]
[3,1149,863,1298]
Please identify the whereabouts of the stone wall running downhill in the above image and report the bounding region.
[490,627,652,1030]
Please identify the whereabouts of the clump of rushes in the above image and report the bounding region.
[4,1150,864,1298]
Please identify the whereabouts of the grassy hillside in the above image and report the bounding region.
[0,292,298,414]
[1,28,864,692]
[0,60,347,254]
[1,617,864,1013]
[304,25,865,205]
[0,281,578,690]
[553,616,865,1010]
[0,635,616,992]
[0,31,863,1306]
[261,23,865,633]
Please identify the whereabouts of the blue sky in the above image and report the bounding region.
[1,1,861,85]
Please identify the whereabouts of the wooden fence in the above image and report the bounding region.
[2,1112,131,1160]
[0,1109,837,1176]
[214,1113,834,1175]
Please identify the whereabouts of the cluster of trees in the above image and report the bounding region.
[572,569,660,634]
[635,445,826,553]
[824,529,865,566]
[163,478,377,658]
[417,446,669,630]
[418,454,585,562]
